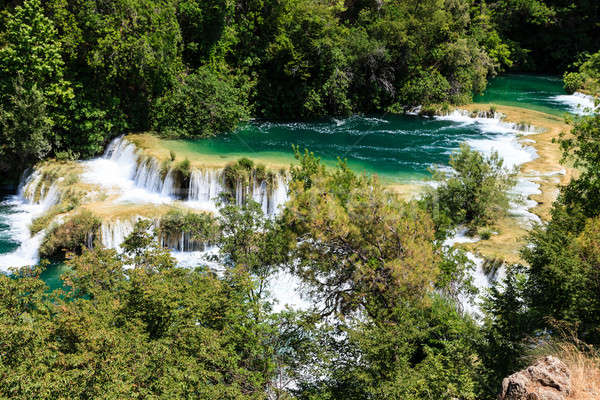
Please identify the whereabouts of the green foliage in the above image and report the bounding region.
[152,67,250,138]
[0,81,53,174]
[177,0,233,66]
[0,0,70,104]
[563,71,585,94]
[294,297,483,400]
[40,210,101,259]
[479,265,533,392]
[563,50,600,96]
[174,158,191,178]
[424,144,517,231]
[284,151,439,317]
[485,0,600,72]
[0,238,278,398]
[0,0,525,177]
[479,112,600,387]
[558,114,600,217]
[221,158,281,205]
[218,201,292,302]
[158,210,219,251]
[399,69,452,107]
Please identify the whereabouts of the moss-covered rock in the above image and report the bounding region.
[40,210,101,259]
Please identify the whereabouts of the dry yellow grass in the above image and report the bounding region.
[535,343,600,400]
[562,348,600,400]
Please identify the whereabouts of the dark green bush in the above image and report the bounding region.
[423,144,517,232]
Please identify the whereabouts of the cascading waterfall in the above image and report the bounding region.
[187,168,288,214]
[100,217,211,253]
[159,231,210,252]
[0,171,62,270]
[91,136,289,214]
[100,219,136,251]
[0,137,289,271]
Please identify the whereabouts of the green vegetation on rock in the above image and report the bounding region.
[40,210,101,259]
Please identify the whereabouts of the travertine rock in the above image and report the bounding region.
[499,356,571,400]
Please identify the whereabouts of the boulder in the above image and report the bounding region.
[499,356,571,400]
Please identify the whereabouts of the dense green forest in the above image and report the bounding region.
[1,0,599,180]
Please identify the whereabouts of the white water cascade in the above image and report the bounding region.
[551,92,596,115]
[84,136,289,214]
[0,172,62,270]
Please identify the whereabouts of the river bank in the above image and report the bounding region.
[456,104,575,264]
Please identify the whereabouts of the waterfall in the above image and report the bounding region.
[133,157,164,193]
[101,217,211,253]
[0,137,289,271]
[159,231,209,252]
[100,219,136,251]
[187,169,289,214]
[82,137,177,204]
[88,137,289,213]
[0,171,62,270]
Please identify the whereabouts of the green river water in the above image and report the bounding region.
[0,74,587,288]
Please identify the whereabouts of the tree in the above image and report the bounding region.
[0,0,71,175]
[218,201,292,303]
[0,81,52,173]
[558,113,600,219]
[0,0,71,104]
[151,66,250,137]
[0,228,279,399]
[293,297,484,400]
[424,144,517,231]
[283,152,439,317]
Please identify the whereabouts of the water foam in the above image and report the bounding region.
[0,175,61,270]
[550,92,596,115]
[436,110,538,169]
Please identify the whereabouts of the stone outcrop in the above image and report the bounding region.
[499,356,571,400]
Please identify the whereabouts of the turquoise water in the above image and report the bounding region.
[39,263,70,292]
[168,115,510,183]
[474,74,573,116]
[168,74,578,183]
[0,200,19,254]
[0,194,70,291]
[0,74,578,289]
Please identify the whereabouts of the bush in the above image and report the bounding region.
[563,72,584,94]
[424,144,517,231]
[40,210,101,259]
[399,69,451,107]
[159,210,219,242]
[479,228,493,240]
[151,67,250,138]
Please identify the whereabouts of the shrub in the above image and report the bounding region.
[40,210,101,259]
[423,144,517,231]
[479,228,493,240]
[174,158,191,178]
[158,210,219,250]
[563,71,584,94]
[151,67,250,138]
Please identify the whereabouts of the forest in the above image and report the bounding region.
[1,0,599,179]
[0,0,600,399]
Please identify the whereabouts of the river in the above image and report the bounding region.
[0,74,593,306]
